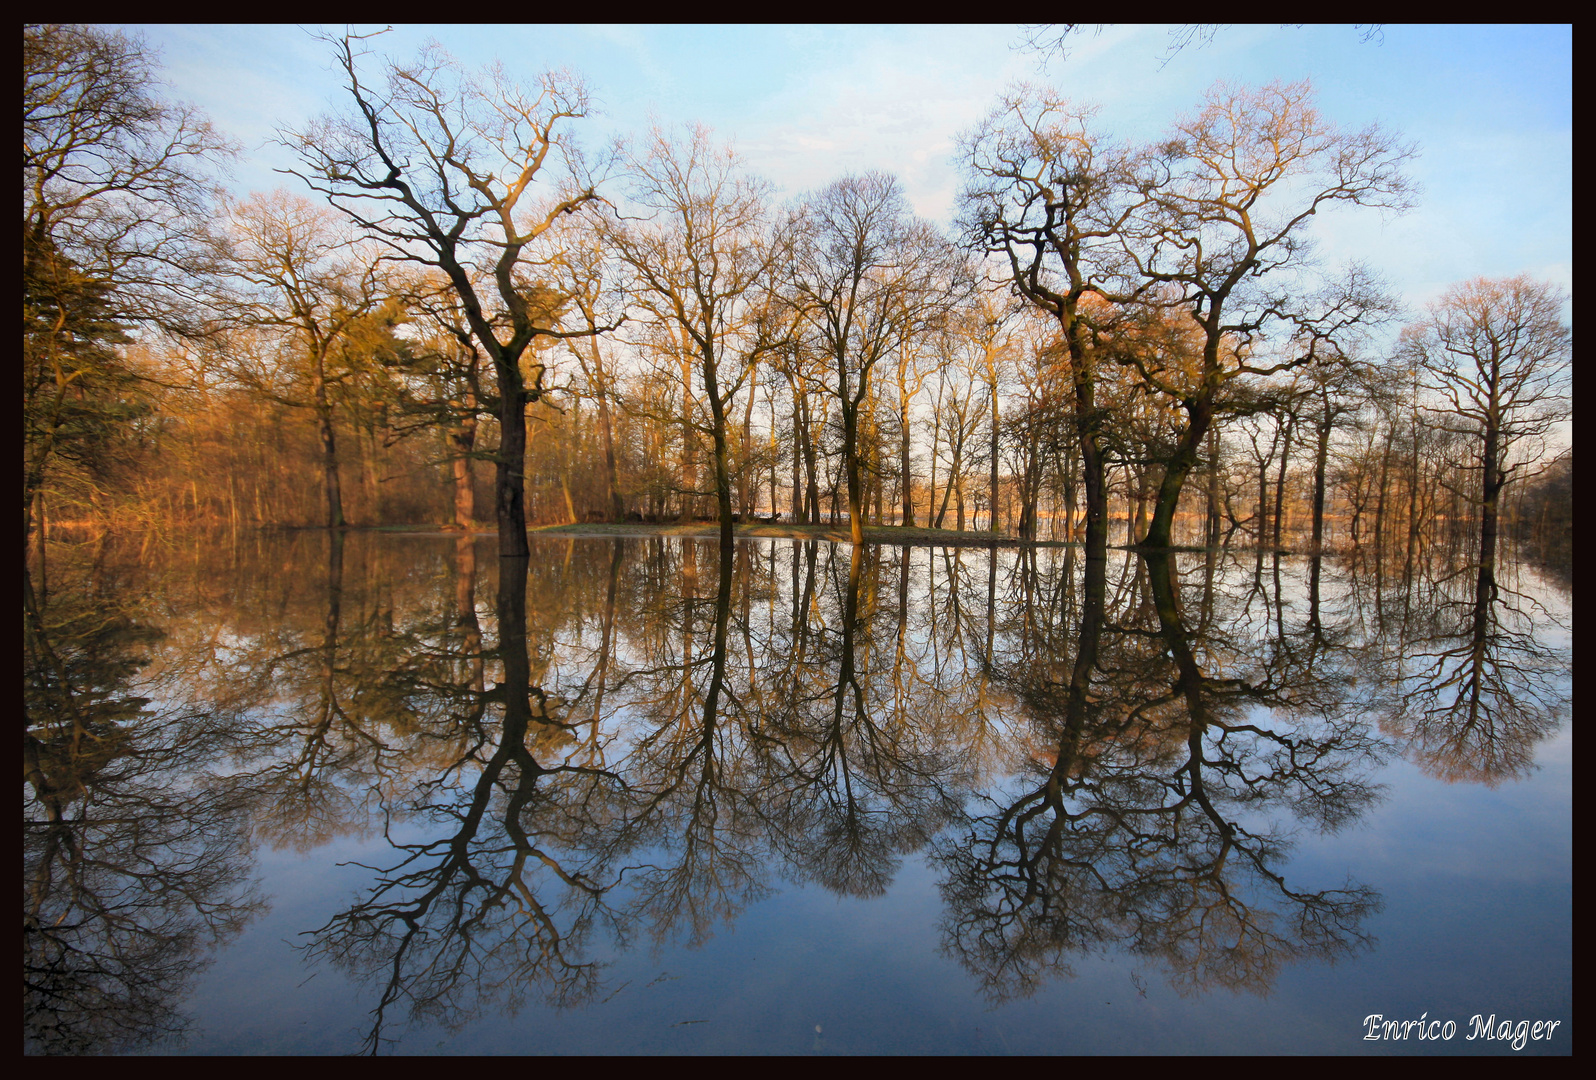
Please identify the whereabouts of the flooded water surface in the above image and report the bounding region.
[24,533,1572,1055]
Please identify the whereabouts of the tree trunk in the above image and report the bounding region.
[801,393,819,525]
[790,391,804,522]
[1131,464,1149,546]
[1206,425,1222,548]
[989,388,1001,534]
[1272,411,1295,550]
[591,339,623,521]
[1405,408,1422,573]
[1479,404,1502,577]
[1142,397,1212,550]
[900,396,915,527]
[873,454,884,525]
[767,392,779,521]
[450,417,476,529]
[1257,455,1271,548]
[740,365,757,520]
[313,362,345,530]
[844,400,865,546]
[1310,410,1333,552]
[680,351,695,524]
[1372,421,1394,556]
[494,355,530,557]
[702,347,736,550]
[1053,421,1071,545]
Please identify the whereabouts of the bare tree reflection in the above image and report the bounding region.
[24,561,265,1053]
[935,548,1383,1003]
[1373,559,1567,785]
[32,528,1556,1052]
[609,541,774,947]
[756,544,970,897]
[298,554,628,1054]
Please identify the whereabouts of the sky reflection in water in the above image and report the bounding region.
[23,533,1571,1055]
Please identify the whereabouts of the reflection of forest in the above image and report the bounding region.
[22,532,1570,1051]
[24,550,266,1054]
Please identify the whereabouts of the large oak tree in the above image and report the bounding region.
[286,32,601,556]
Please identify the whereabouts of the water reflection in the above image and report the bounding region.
[935,548,1384,1004]
[22,532,1571,1053]
[24,559,265,1054]
[1368,559,1566,786]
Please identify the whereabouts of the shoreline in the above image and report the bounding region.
[526,521,1075,547]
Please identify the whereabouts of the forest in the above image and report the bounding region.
[22,25,1574,1055]
[23,24,1572,565]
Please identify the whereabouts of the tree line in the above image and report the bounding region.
[24,24,1571,564]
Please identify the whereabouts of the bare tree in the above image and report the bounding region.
[23,24,230,322]
[886,325,935,528]
[555,231,628,523]
[1125,80,1414,548]
[946,292,1019,534]
[605,125,789,547]
[391,270,490,530]
[927,350,978,530]
[789,173,958,546]
[959,87,1148,558]
[216,191,391,529]
[1299,354,1373,552]
[1402,276,1570,578]
[284,31,602,556]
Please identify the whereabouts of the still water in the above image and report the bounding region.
[24,532,1571,1055]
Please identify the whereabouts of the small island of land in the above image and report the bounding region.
[529,521,1072,547]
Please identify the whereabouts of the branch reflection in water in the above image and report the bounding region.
[933,547,1387,1002]
[24,553,265,1054]
[1366,552,1566,785]
[22,530,1570,1052]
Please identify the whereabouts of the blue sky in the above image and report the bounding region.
[122,23,1571,324]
